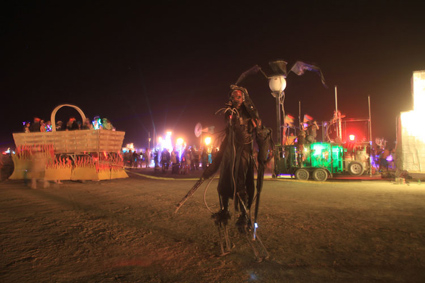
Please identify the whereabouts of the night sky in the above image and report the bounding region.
[2,1,425,150]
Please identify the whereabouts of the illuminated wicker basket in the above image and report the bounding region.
[9,104,128,181]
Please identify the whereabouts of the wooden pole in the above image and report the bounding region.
[368,95,373,177]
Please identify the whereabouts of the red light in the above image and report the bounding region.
[349,134,355,141]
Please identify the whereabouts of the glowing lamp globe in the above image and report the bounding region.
[269,75,287,93]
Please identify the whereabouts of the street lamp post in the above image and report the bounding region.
[268,60,288,178]
[268,75,287,145]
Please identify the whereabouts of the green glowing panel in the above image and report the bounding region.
[303,143,343,173]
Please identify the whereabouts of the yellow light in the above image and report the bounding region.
[400,71,425,143]
[400,111,425,143]
[205,137,211,145]
[176,138,184,145]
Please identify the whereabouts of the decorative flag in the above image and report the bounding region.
[284,114,295,127]
[289,61,327,87]
[303,114,314,123]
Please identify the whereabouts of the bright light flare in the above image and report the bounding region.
[413,71,425,111]
[398,70,425,173]
[204,137,211,146]
[400,71,425,143]
[400,111,425,143]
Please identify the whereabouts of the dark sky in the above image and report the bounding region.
[2,1,425,150]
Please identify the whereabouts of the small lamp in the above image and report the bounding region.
[269,75,287,97]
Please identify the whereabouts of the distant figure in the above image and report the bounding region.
[40,120,46,132]
[184,148,192,173]
[92,117,103,130]
[201,148,209,170]
[82,118,93,130]
[132,151,139,168]
[161,148,171,172]
[102,118,115,130]
[29,117,41,132]
[24,122,31,133]
[153,150,159,169]
[211,148,218,162]
[66,118,79,131]
[56,121,64,131]
[306,120,319,143]
[29,151,49,189]
[171,149,180,174]
[192,146,200,170]
[379,148,390,172]
[145,148,151,168]
[170,149,177,165]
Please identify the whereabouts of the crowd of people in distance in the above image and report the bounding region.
[155,146,218,174]
[124,146,219,174]
[23,116,115,133]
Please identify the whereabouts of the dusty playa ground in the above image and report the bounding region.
[1,170,425,282]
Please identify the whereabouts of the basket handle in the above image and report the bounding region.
[51,104,87,132]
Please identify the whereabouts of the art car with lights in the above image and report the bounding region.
[9,104,128,181]
[274,111,373,181]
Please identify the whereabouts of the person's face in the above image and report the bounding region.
[231,90,244,108]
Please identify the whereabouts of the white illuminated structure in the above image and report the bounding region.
[397,70,425,175]
[268,75,287,145]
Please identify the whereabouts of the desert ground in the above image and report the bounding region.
[1,169,425,282]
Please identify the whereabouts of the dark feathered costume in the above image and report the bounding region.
[203,86,273,225]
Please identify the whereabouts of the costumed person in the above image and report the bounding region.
[202,85,273,232]
[102,118,115,130]
[306,120,319,143]
[66,117,79,131]
[92,116,103,130]
[175,64,280,260]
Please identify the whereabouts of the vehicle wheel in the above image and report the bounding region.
[295,168,309,180]
[312,168,328,181]
[348,161,364,176]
